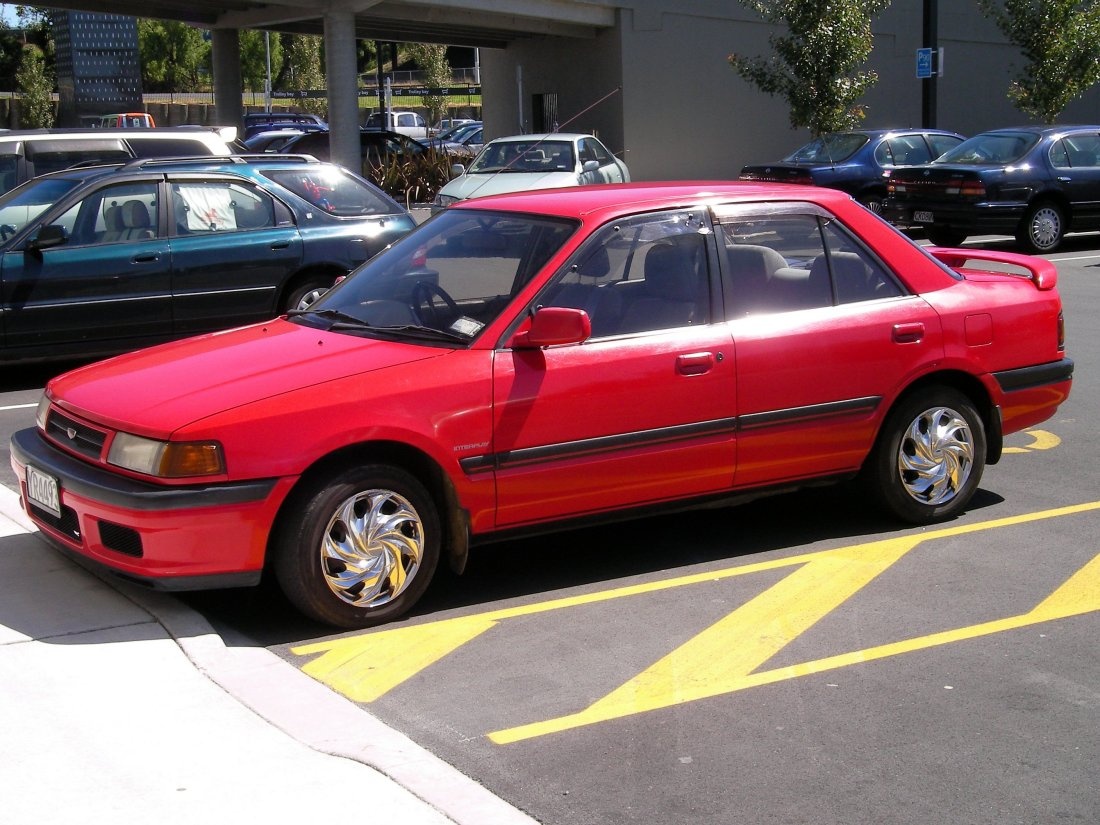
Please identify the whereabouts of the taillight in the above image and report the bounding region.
[960,180,986,198]
[1058,310,1066,351]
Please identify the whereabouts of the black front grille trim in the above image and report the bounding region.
[44,410,108,462]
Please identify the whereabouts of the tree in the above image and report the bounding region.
[728,0,891,136]
[239,29,282,97]
[16,44,53,127]
[138,19,209,93]
[406,43,451,127]
[977,0,1100,123]
[280,34,326,118]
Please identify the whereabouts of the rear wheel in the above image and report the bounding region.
[273,464,441,628]
[926,226,967,247]
[1016,200,1064,253]
[866,388,986,524]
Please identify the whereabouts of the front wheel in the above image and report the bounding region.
[273,464,441,628]
[865,388,986,525]
[282,276,337,313]
[1016,201,1064,253]
[927,226,967,247]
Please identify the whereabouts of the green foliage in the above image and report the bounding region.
[728,0,891,136]
[15,45,54,127]
[363,149,455,206]
[977,0,1100,123]
[406,43,451,127]
[281,35,327,118]
[138,19,209,92]
[239,29,282,95]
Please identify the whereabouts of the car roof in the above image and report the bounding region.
[452,180,850,221]
[24,154,330,186]
[486,133,593,144]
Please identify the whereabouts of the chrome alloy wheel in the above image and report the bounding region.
[294,286,330,311]
[1027,205,1062,251]
[896,406,976,505]
[320,488,424,608]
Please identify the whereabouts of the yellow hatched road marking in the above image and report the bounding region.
[292,500,1100,738]
[1002,429,1061,454]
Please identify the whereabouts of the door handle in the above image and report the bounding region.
[271,241,291,250]
[1056,176,1072,183]
[132,253,159,263]
[677,352,714,376]
[893,322,924,343]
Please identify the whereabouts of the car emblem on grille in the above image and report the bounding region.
[923,170,931,177]
[66,427,77,440]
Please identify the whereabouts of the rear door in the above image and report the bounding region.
[167,175,303,333]
[1049,130,1100,229]
[0,178,172,357]
[715,203,945,486]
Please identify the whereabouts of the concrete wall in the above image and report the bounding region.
[484,1,1100,182]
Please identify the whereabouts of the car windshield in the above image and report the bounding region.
[784,133,869,163]
[936,132,1039,165]
[263,167,398,217]
[0,177,83,238]
[469,140,575,174]
[289,208,578,343]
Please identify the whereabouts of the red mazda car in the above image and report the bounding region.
[11,182,1073,627]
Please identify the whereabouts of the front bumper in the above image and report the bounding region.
[10,427,296,590]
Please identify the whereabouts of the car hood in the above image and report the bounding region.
[48,319,448,437]
[439,171,579,201]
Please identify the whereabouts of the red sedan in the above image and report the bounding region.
[11,183,1073,627]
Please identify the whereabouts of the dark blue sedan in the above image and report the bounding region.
[883,125,1100,252]
[740,128,965,213]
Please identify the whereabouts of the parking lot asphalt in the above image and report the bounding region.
[0,485,538,825]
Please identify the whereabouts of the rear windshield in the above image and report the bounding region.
[784,133,869,163]
[937,132,1040,165]
[263,167,399,217]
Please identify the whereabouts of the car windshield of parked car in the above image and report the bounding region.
[263,167,397,216]
[469,140,576,174]
[784,133,868,164]
[0,177,83,238]
[290,208,578,342]
[936,132,1039,165]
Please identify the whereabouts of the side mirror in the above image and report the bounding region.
[450,163,466,177]
[28,224,68,252]
[582,159,600,172]
[511,306,592,349]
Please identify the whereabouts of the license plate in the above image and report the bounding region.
[26,465,61,518]
[913,210,934,223]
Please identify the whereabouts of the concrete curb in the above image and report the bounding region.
[0,484,538,825]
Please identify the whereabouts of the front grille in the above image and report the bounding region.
[44,409,108,461]
[98,521,144,558]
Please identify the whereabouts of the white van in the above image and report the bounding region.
[0,127,239,195]
[362,111,428,140]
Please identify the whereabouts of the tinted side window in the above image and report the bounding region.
[927,134,963,158]
[30,149,132,176]
[126,138,218,158]
[885,135,933,166]
[1056,133,1100,168]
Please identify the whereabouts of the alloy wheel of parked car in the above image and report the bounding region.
[284,277,337,313]
[1017,201,1064,253]
[273,464,441,627]
[867,388,986,524]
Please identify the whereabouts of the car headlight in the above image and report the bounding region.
[433,193,459,208]
[107,432,225,478]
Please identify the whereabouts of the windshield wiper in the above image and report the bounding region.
[375,324,469,344]
[286,307,374,331]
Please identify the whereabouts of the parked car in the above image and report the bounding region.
[243,129,310,153]
[10,182,1072,628]
[432,133,630,209]
[243,112,327,139]
[92,112,157,128]
[0,127,240,196]
[423,122,483,157]
[0,154,415,363]
[432,118,476,135]
[883,124,1100,252]
[363,111,429,139]
[278,129,428,166]
[739,128,965,213]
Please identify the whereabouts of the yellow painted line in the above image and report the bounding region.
[1002,429,1061,454]
[490,550,1100,744]
[293,500,1100,719]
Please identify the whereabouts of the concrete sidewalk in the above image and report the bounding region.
[0,485,538,825]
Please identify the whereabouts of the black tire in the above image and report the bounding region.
[926,226,967,247]
[1016,200,1064,253]
[273,464,441,628]
[857,193,884,214]
[865,388,986,525]
[282,275,336,313]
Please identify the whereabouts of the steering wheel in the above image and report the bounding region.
[411,281,460,327]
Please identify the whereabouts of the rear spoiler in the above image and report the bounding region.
[928,247,1058,290]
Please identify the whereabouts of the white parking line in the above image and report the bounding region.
[0,403,37,412]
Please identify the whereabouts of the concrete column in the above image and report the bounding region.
[211,28,244,133]
[323,11,361,175]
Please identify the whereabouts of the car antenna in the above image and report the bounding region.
[462,86,623,200]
